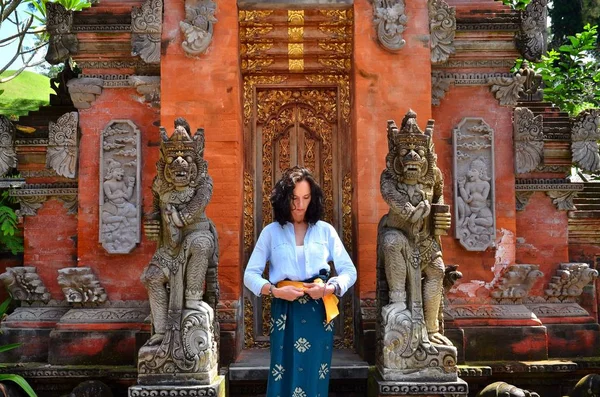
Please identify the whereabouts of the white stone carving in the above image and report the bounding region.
[373,0,407,52]
[428,0,456,64]
[57,267,107,304]
[571,109,600,172]
[180,0,217,56]
[513,107,543,174]
[46,112,78,178]
[0,267,51,303]
[0,116,17,177]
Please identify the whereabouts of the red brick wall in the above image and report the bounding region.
[24,199,77,300]
[77,88,159,301]
[161,0,243,300]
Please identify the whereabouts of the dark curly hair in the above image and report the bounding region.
[270,166,324,226]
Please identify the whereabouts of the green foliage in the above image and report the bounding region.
[0,71,52,117]
[549,0,584,50]
[0,298,37,397]
[27,0,92,41]
[0,192,23,255]
[530,24,600,116]
[501,0,531,10]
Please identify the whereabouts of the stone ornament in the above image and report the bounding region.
[545,263,599,302]
[513,107,543,174]
[377,110,457,382]
[515,0,547,62]
[45,3,78,65]
[99,120,141,254]
[0,267,51,303]
[453,118,495,251]
[131,0,163,64]
[9,183,78,217]
[128,76,161,107]
[428,0,456,64]
[373,0,408,52]
[490,264,543,300]
[488,73,527,107]
[57,267,108,305]
[0,116,17,177]
[515,178,584,211]
[46,112,79,179]
[546,190,579,211]
[478,381,540,397]
[180,0,217,57]
[571,109,600,172]
[67,78,103,109]
[431,73,452,106]
[138,118,219,385]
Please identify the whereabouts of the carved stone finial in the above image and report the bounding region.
[453,118,496,251]
[488,72,527,107]
[47,112,79,179]
[546,189,579,211]
[428,0,456,64]
[513,107,544,174]
[373,0,407,52]
[131,0,163,64]
[432,73,453,106]
[0,116,17,177]
[57,267,107,305]
[45,3,78,65]
[180,0,217,57]
[0,267,51,303]
[545,263,599,301]
[128,76,161,107]
[515,0,548,62]
[66,78,103,109]
[377,110,457,381]
[571,109,600,172]
[490,264,543,300]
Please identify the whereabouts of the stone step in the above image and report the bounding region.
[568,211,600,219]
[572,204,600,210]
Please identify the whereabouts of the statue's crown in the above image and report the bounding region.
[387,109,434,151]
[159,117,205,159]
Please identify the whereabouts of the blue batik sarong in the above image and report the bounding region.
[267,295,334,397]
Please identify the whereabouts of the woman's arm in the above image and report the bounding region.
[326,224,357,296]
[243,226,271,297]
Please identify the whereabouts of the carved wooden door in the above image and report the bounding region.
[244,87,353,348]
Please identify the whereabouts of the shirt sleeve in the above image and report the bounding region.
[325,223,356,297]
[243,225,272,297]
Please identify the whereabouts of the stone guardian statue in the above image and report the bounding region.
[376,110,457,381]
[138,117,219,385]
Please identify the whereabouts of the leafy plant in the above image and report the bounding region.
[501,0,532,10]
[27,0,93,41]
[0,298,37,397]
[0,191,23,255]
[530,24,600,116]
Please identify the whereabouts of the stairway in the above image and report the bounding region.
[569,182,600,245]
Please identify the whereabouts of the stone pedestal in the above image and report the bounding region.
[374,372,468,397]
[128,375,225,397]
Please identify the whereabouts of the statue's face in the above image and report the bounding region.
[394,143,428,184]
[165,154,198,188]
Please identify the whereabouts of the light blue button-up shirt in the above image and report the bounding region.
[243,220,357,297]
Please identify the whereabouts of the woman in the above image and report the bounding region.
[244,166,357,397]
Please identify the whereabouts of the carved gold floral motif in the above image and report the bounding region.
[288,10,304,25]
[288,43,304,57]
[256,89,337,124]
[304,131,316,173]
[318,58,351,71]
[243,297,254,348]
[241,42,274,56]
[241,26,274,41]
[342,172,352,252]
[319,9,353,24]
[278,132,291,172]
[289,59,304,72]
[305,74,350,123]
[288,27,303,42]
[239,10,273,23]
[241,58,274,72]
[243,75,288,125]
[318,42,352,55]
[243,172,254,252]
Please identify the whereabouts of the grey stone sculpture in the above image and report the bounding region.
[67,78,103,109]
[131,0,163,64]
[47,112,79,179]
[428,0,456,64]
[373,0,408,52]
[57,267,108,305]
[0,267,51,303]
[45,3,78,65]
[488,73,527,107]
[477,381,540,397]
[515,0,547,62]
[138,117,219,385]
[571,109,600,172]
[513,107,543,174]
[453,118,495,251]
[377,110,457,382]
[99,120,141,254]
[490,264,543,300]
[0,116,17,177]
[180,0,217,57]
[546,263,599,301]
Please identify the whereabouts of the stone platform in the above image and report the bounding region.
[129,375,225,397]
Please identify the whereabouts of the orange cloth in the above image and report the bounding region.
[276,279,339,323]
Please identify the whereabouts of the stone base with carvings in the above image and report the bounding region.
[378,343,458,382]
[374,372,468,397]
[128,375,225,397]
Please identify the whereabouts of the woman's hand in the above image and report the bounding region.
[273,286,305,301]
[303,283,335,300]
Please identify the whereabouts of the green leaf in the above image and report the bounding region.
[0,343,22,353]
[0,374,38,397]
[0,297,11,317]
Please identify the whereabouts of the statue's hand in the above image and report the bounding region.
[170,209,184,228]
[434,211,451,235]
[429,332,453,346]
[144,219,160,241]
[410,200,430,223]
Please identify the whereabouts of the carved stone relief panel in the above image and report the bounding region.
[428,0,455,64]
[0,116,17,177]
[46,112,78,178]
[180,0,217,57]
[0,267,51,303]
[131,0,163,64]
[57,267,107,305]
[571,109,600,172]
[513,107,543,174]
[453,118,495,251]
[373,0,407,52]
[99,120,141,254]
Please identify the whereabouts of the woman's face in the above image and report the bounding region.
[290,180,311,223]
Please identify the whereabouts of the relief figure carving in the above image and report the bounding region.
[456,158,493,240]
